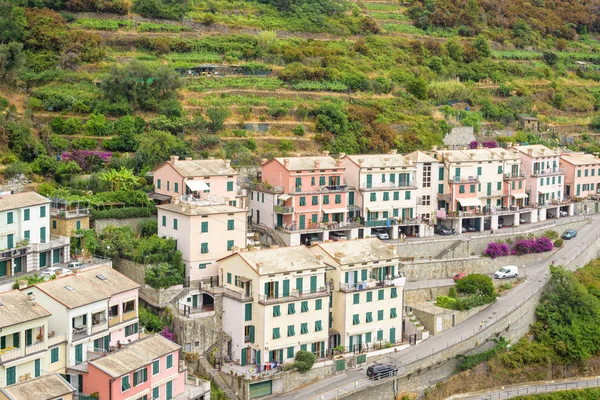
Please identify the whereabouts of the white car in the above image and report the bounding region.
[372,228,390,240]
[67,261,83,269]
[494,266,519,279]
[40,267,72,279]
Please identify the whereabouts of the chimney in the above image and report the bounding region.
[323,151,330,156]
[339,153,346,159]
[314,160,321,169]
[18,280,28,290]
[169,155,179,164]
[469,152,475,159]
[316,254,324,265]
[334,252,345,263]
[261,158,268,165]
[527,148,533,155]
[185,157,192,161]
[336,159,343,167]
[387,245,397,256]
[225,159,231,168]
[358,159,364,167]
[432,146,438,151]
[541,148,545,155]
[27,293,35,302]
[389,149,397,155]
[284,159,290,168]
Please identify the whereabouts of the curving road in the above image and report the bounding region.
[277,215,600,400]
[449,376,600,399]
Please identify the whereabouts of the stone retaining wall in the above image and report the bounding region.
[93,217,149,233]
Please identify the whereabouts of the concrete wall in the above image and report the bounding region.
[93,217,148,233]
[411,303,491,335]
[171,296,223,356]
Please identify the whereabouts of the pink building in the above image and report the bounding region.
[560,152,600,198]
[83,334,188,400]
[151,156,243,207]
[250,155,348,245]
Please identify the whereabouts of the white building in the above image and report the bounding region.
[0,192,70,278]
[219,246,330,365]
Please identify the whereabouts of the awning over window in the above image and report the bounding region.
[366,206,391,213]
[323,208,347,214]
[511,192,528,199]
[148,193,172,201]
[458,198,482,207]
[278,194,291,201]
[537,186,554,194]
[185,180,209,192]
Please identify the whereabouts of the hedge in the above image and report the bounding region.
[90,207,155,220]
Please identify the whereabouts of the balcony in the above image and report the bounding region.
[504,172,526,180]
[273,205,294,214]
[0,242,30,261]
[479,190,506,199]
[122,310,137,323]
[50,208,90,218]
[108,315,120,328]
[72,327,88,341]
[248,182,283,194]
[364,219,395,227]
[360,182,416,190]
[31,235,69,253]
[339,277,403,292]
[530,168,565,177]
[258,286,329,305]
[223,287,253,303]
[0,347,22,363]
[47,333,67,347]
[320,185,348,193]
[277,220,359,233]
[449,176,479,184]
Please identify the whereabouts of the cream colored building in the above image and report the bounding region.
[0,291,67,388]
[219,247,330,365]
[0,373,75,400]
[157,199,248,284]
[310,239,405,351]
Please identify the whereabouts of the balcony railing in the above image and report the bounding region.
[361,182,415,190]
[108,316,120,328]
[248,182,283,194]
[50,208,90,218]
[0,244,30,261]
[479,190,505,199]
[449,176,479,184]
[47,333,67,346]
[530,168,565,177]
[122,310,137,322]
[320,185,348,193]
[25,341,46,355]
[258,286,329,305]
[223,287,253,302]
[273,205,294,214]
[0,347,22,363]
[339,277,402,292]
[31,235,69,253]
[503,172,526,180]
[364,219,395,227]
[91,323,107,335]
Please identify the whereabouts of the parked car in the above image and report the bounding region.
[494,265,519,279]
[41,267,72,279]
[434,225,455,235]
[519,217,527,224]
[562,229,577,240]
[560,211,568,217]
[304,234,322,246]
[366,364,398,380]
[372,228,389,240]
[498,217,504,228]
[330,232,347,241]
[67,261,83,269]
[463,223,477,232]
[453,273,467,282]
[461,226,466,233]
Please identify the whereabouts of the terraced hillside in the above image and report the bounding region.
[2,0,600,180]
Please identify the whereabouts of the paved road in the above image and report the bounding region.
[277,215,599,400]
[451,376,600,399]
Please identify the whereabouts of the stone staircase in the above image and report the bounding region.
[434,239,464,259]
[404,307,430,341]
[251,224,286,247]
[200,331,239,400]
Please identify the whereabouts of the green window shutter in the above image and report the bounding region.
[498,166,502,174]
[301,323,308,334]
[352,314,360,325]
[227,240,234,250]
[296,277,303,293]
[273,328,280,339]
[383,192,389,201]
[287,325,295,337]
[153,360,159,375]
[122,376,130,391]
[312,196,318,205]
[377,310,384,321]
[273,305,281,317]
[245,303,252,321]
[256,350,261,365]
[288,303,295,315]
[34,359,40,377]
[296,177,302,188]
[393,191,399,200]
[264,282,269,298]
[6,212,13,224]
[174,182,179,193]
[311,177,316,186]
[366,291,372,302]
[283,280,290,297]
[166,381,173,400]
[7,367,16,385]
[157,179,161,189]
[366,312,373,323]
[361,269,368,281]
[315,320,322,331]
[377,330,383,341]
[348,191,354,205]
[315,299,322,310]
[26,329,32,346]
[201,243,209,253]
[173,219,178,230]
[301,301,309,312]
[153,387,159,399]
[390,308,397,318]
[201,221,208,232]
[274,281,279,298]
[311,214,318,224]
[370,193,376,202]
[228,219,234,230]
[227,272,232,284]
[227,181,233,191]
[24,230,30,240]
[391,288,397,298]
[162,216,166,227]
[438,167,444,180]
[1,336,5,349]
[345,272,349,284]
[287,346,294,359]
[310,276,317,293]
[167,354,173,369]
[133,370,139,386]
[299,197,306,206]
[365,332,372,343]
[24,209,30,221]
[378,290,384,300]
[353,293,359,304]
[323,195,330,205]
[319,176,326,185]
[249,325,255,343]
[477,167,482,175]
[405,191,411,200]
[335,194,341,203]
[11,333,18,349]
[300,344,307,351]
[51,347,59,363]
[40,206,46,218]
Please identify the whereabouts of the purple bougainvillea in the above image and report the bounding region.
[469,141,498,149]
[485,236,553,258]
[61,150,112,173]
[484,242,510,259]
[160,326,175,342]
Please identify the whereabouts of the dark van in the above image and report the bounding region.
[366,364,398,380]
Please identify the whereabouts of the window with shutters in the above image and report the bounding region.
[24,209,30,221]
[370,193,376,202]
[312,196,318,205]
[391,288,397,298]
[40,206,46,218]
[227,219,234,230]
[288,303,295,315]
[227,181,234,191]
[51,347,59,363]
[200,221,208,233]
[320,176,326,186]
[162,216,166,227]
[153,387,160,399]
[301,301,309,312]
[122,376,131,392]
[288,346,294,358]
[245,303,252,321]
[227,272,232,284]
[459,185,465,193]
[153,360,160,375]
[315,299,322,310]
[315,320,322,331]
[353,293,359,304]
[201,243,209,253]
[273,328,280,339]
[378,290,384,300]
[377,310,384,321]
[7,212,13,224]
[133,368,148,386]
[301,323,308,334]
[335,194,342,203]
[390,308,397,318]
[323,195,330,205]
[383,192,389,201]
[173,219,178,230]
[366,291,372,302]
[352,314,360,325]
[299,197,306,206]
[167,354,173,369]
[287,325,295,337]
[273,305,281,317]
[227,240,234,251]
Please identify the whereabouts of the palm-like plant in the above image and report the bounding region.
[100,167,140,191]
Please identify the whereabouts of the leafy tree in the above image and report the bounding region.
[24,8,66,51]
[103,115,139,151]
[472,35,491,58]
[511,19,533,46]
[0,42,24,84]
[456,274,495,297]
[133,0,190,20]
[139,307,164,332]
[407,77,428,100]
[207,107,230,133]
[553,92,565,110]
[30,154,59,176]
[100,167,142,190]
[0,1,26,44]
[133,130,189,171]
[543,51,559,66]
[445,38,464,62]
[293,350,316,372]
[49,135,69,153]
[84,112,113,136]
[4,161,31,178]
[314,102,348,136]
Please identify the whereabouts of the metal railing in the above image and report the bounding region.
[273,205,294,214]
[339,278,402,292]
[530,168,565,177]
[222,287,253,302]
[476,377,600,399]
[31,235,69,252]
[503,172,527,180]
[258,287,329,304]
[360,182,415,190]
[449,176,479,183]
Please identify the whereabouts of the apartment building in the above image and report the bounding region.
[309,239,405,351]
[0,373,75,400]
[152,156,243,207]
[510,145,569,220]
[27,267,140,384]
[157,199,248,284]
[404,151,440,229]
[219,246,330,365]
[560,152,600,198]
[49,198,90,238]
[0,192,70,278]
[0,291,67,388]
[250,155,355,246]
[83,334,197,400]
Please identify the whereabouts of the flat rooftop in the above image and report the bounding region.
[0,290,50,329]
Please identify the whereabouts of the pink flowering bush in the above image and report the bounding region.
[61,150,112,173]
[160,326,175,342]
[484,242,510,259]
[469,140,498,149]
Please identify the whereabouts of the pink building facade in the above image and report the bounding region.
[84,335,186,400]
[560,152,600,198]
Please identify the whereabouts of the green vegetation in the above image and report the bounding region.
[437,274,497,311]
[293,350,317,372]
[514,388,600,399]
[458,338,509,371]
